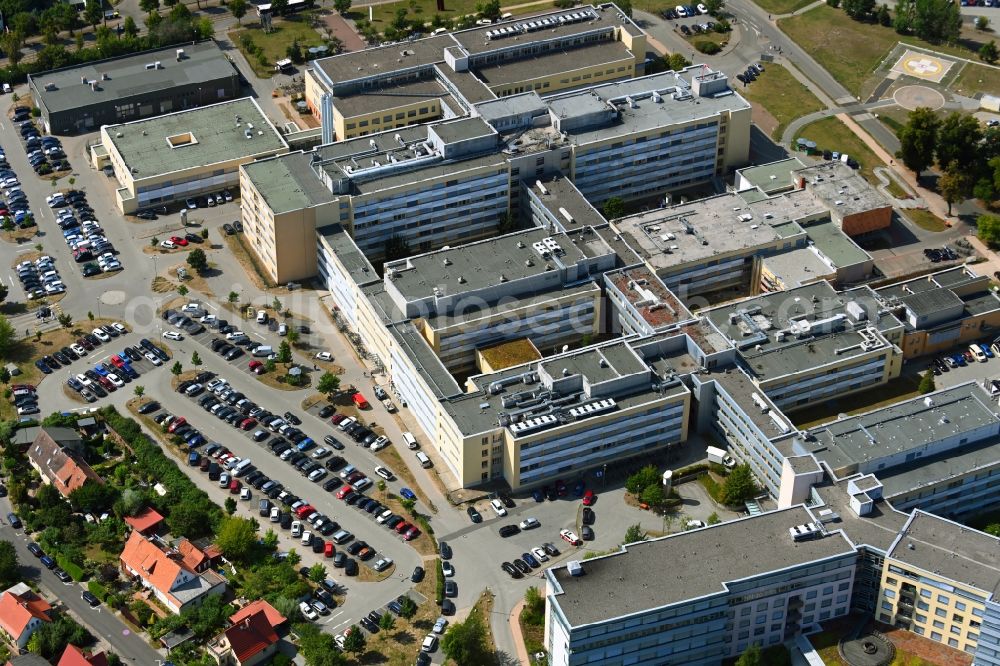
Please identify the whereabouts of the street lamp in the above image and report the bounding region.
[96,296,101,319]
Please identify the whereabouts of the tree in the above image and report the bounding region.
[305,562,326,583]
[736,643,763,666]
[399,595,417,619]
[625,464,660,495]
[378,611,395,631]
[287,39,304,64]
[0,541,20,590]
[140,0,160,13]
[980,214,1000,248]
[224,497,237,515]
[171,361,183,376]
[0,316,16,358]
[69,480,118,513]
[842,0,875,20]
[334,0,352,13]
[622,523,647,544]
[876,4,891,25]
[134,385,145,398]
[286,328,300,345]
[123,15,138,38]
[151,236,160,247]
[317,372,341,396]
[0,284,7,305]
[640,483,664,506]
[721,464,758,505]
[343,626,366,654]
[277,341,292,364]
[57,313,72,328]
[616,0,633,16]
[28,616,92,660]
[177,285,189,297]
[665,53,691,71]
[911,0,961,42]
[228,291,240,304]
[896,107,940,175]
[166,502,214,539]
[0,32,23,67]
[441,612,491,665]
[295,623,346,666]
[936,112,983,172]
[705,0,724,14]
[477,0,502,19]
[191,351,202,367]
[938,166,971,215]
[977,15,991,30]
[272,297,283,312]
[84,0,103,28]
[981,40,999,64]
[918,368,936,394]
[187,248,208,274]
[216,516,257,561]
[602,196,625,219]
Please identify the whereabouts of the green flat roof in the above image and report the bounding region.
[242,152,335,215]
[803,218,872,269]
[105,97,287,178]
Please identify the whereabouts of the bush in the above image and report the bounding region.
[695,41,721,54]
[57,555,85,581]
[435,558,445,604]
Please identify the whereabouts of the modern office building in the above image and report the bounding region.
[304,4,647,141]
[29,41,241,135]
[795,161,892,237]
[93,97,288,214]
[703,281,905,411]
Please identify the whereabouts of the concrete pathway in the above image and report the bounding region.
[872,166,925,209]
[507,599,532,666]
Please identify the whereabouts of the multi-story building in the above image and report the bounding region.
[703,281,905,411]
[304,4,647,141]
[29,41,240,135]
[93,97,288,214]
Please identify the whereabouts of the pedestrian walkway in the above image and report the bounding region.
[873,166,925,209]
[507,599,532,666]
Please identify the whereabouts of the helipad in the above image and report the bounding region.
[890,50,954,83]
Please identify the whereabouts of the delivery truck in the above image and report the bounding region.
[706,445,736,468]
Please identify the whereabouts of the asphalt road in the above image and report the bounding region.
[0,505,165,664]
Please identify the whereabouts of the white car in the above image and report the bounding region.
[315,351,333,361]
[697,2,708,12]
[311,447,328,459]
[675,4,687,15]
[490,498,507,517]
[144,352,162,366]
[376,509,393,524]
[75,374,93,387]
[200,314,217,325]
[532,547,549,562]
[299,602,319,621]
[92,328,110,343]
[374,465,394,481]
[181,302,202,313]
[686,519,707,530]
[256,310,268,323]
[106,373,124,388]
[206,378,227,391]
[560,529,581,546]
[160,240,176,249]
[226,330,244,340]
[373,557,393,572]
[111,322,127,334]
[442,561,455,577]
[70,344,87,357]
[162,331,183,341]
[370,436,390,452]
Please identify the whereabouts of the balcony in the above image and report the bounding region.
[895,607,913,619]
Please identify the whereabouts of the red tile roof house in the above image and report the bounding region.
[57,645,109,666]
[208,609,280,666]
[119,532,226,615]
[25,431,102,498]
[176,538,222,574]
[123,507,165,536]
[0,584,51,650]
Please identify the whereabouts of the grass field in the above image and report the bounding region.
[229,14,327,78]
[794,116,883,183]
[749,0,816,15]
[780,5,976,96]
[905,209,948,231]
[952,62,1000,99]
[741,63,825,139]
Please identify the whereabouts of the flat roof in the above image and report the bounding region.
[802,383,1000,473]
[762,247,835,286]
[797,161,890,216]
[877,435,1000,501]
[387,321,463,398]
[30,41,234,114]
[479,338,542,370]
[317,224,379,287]
[104,98,287,177]
[242,151,335,215]
[737,157,805,193]
[710,367,789,439]
[332,77,460,118]
[473,41,634,87]
[811,476,908,552]
[888,511,1000,597]
[451,6,632,55]
[606,266,692,329]
[385,227,603,302]
[475,92,547,124]
[549,506,856,626]
[803,219,872,269]
[529,174,608,229]
[312,35,454,90]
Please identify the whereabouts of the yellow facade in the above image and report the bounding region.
[489,59,635,98]
[879,562,985,655]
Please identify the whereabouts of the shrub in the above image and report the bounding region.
[695,41,721,54]
[57,556,85,582]
[87,580,108,601]
[435,558,445,604]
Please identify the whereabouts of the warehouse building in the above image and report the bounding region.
[93,97,288,214]
[29,41,240,135]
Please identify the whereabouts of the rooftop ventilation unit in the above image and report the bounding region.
[567,560,584,577]
[568,398,617,419]
[536,180,548,195]
[789,522,822,542]
[176,48,185,61]
[442,258,452,266]
[509,414,559,436]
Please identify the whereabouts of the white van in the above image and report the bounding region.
[252,345,273,358]
[339,416,357,432]
[415,451,432,468]
[971,344,988,362]
[402,432,418,449]
[233,458,253,476]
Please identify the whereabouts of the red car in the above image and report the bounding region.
[582,490,595,506]
[324,542,334,558]
[331,413,347,425]
[336,486,352,500]
[239,418,257,430]
[403,527,421,541]
[394,521,412,534]
[10,384,35,392]
[229,479,241,494]
[169,236,188,247]
[295,504,315,518]
[109,354,126,369]
[167,417,187,433]
[248,360,266,375]
[98,376,116,391]
[352,393,370,409]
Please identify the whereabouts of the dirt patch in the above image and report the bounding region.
[10,251,43,269]
[356,561,396,583]
[167,264,214,298]
[253,363,313,391]
[1,227,39,244]
[142,244,186,256]
[151,277,174,294]
[750,103,780,139]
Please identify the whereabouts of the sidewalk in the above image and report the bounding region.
[507,599,532,666]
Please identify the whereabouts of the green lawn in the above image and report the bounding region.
[905,208,948,231]
[780,5,977,96]
[741,63,825,139]
[230,14,328,78]
[794,115,883,183]
[952,62,1000,99]
[749,0,817,15]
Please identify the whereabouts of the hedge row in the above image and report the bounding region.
[57,556,85,582]
[87,580,109,602]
